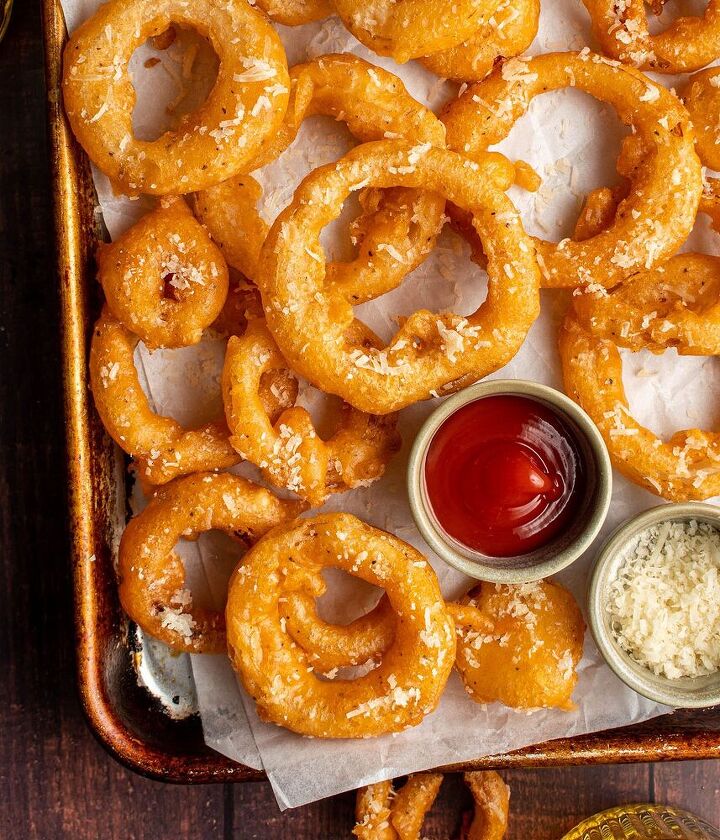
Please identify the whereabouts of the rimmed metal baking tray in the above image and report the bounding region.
[42,0,720,783]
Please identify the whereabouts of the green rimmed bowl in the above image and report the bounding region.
[588,502,720,709]
[407,379,612,583]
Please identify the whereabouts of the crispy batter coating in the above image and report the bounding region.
[582,0,720,74]
[195,55,446,301]
[222,320,400,505]
[332,0,497,63]
[97,197,228,349]
[118,472,304,653]
[420,0,539,82]
[256,141,540,414]
[451,581,585,710]
[62,0,289,194]
[226,513,455,737]
[442,52,702,289]
[353,771,509,839]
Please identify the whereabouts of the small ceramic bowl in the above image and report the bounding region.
[588,503,720,709]
[407,379,612,583]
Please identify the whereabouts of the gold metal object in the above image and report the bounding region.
[563,804,720,839]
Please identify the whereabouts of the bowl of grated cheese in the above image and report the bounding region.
[588,503,720,708]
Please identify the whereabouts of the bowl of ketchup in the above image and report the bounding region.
[407,380,612,582]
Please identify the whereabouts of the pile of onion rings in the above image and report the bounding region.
[195,54,446,301]
[353,771,510,840]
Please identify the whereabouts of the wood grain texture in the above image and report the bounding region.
[0,2,718,839]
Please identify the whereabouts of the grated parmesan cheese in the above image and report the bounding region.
[606,520,720,680]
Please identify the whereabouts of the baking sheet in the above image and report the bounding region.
[60,0,720,809]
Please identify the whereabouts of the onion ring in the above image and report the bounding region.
[462,771,511,840]
[353,774,443,840]
[332,0,496,63]
[97,197,228,349]
[451,581,585,709]
[257,140,540,414]
[222,319,401,504]
[441,52,702,289]
[89,307,296,485]
[62,0,289,195]
[353,771,509,840]
[581,0,720,74]
[225,513,456,737]
[560,310,720,500]
[195,55,446,303]
[419,0,540,82]
[118,472,304,653]
[683,68,720,170]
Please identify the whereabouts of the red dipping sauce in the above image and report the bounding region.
[424,395,585,557]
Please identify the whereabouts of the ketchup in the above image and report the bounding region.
[424,395,585,557]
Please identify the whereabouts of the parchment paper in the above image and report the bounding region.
[60,0,720,808]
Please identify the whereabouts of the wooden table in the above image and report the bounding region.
[1,2,719,837]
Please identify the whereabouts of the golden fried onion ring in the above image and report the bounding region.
[560,291,720,501]
[62,0,289,195]
[89,308,295,485]
[118,472,304,653]
[451,581,585,710]
[97,198,228,349]
[332,0,497,63]
[683,68,720,170]
[222,319,401,504]
[226,513,456,737]
[195,55,446,303]
[582,0,720,74]
[442,52,702,289]
[257,141,540,414]
[353,771,510,840]
[420,0,540,82]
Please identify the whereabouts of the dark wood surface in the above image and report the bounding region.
[1,2,719,838]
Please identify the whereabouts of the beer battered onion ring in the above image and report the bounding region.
[353,771,510,840]
[582,0,720,74]
[420,0,540,82]
[118,472,304,653]
[89,308,297,485]
[683,68,720,171]
[441,52,702,289]
[225,513,455,737]
[560,309,720,501]
[195,55,446,303]
[251,0,332,26]
[332,0,497,63]
[451,581,585,710]
[257,141,541,414]
[97,198,228,349]
[62,0,289,195]
[222,320,401,505]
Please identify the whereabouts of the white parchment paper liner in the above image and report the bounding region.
[59,0,720,808]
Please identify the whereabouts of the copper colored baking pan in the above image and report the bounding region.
[42,0,720,784]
